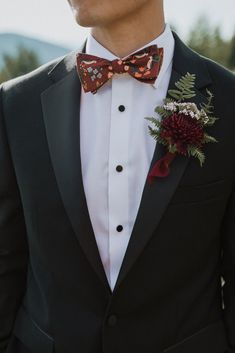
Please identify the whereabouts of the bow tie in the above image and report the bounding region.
[76,45,164,94]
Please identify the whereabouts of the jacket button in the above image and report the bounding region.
[107,314,117,327]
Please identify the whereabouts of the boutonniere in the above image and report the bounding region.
[146,73,218,184]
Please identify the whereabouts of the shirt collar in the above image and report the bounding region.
[85,23,175,89]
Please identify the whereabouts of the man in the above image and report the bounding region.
[0,0,235,352]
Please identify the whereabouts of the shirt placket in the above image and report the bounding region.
[108,74,131,290]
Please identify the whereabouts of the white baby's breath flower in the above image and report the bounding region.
[163,102,176,111]
[163,100,210,125]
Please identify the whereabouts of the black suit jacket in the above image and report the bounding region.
[0,33,235,353]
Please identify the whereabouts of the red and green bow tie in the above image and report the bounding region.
[76,45,164,94]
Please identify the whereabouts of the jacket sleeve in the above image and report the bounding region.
[0,85,29,352]
[221,180,235,353]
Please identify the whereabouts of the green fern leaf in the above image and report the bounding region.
[200,89,214,115]
[145,117,161,128]
[168,92,181,100]
[188,146,205,166]
[168,72,196,102]
[203,133,218,144]
[204,117,219,126]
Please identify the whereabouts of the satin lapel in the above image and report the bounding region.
[41,66,111,292]
[113,35,212,292]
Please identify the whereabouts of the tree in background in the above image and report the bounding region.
[187,16,231,68]
[228,33,235,71]
[0,46,40,83]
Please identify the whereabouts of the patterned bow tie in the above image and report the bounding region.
[76,45,164,94]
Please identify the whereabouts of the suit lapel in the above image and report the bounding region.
[113,33,212,291]
[41,51,111,293]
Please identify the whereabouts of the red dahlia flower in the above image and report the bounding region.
[160,113,204,155]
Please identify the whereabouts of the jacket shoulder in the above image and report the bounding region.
[0,52,74,100]
[200,55,235,90]
[172,32,235,95]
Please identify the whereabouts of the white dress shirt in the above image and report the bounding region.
[80,23,175,291]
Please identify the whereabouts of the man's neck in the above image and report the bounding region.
[91,2,165,58]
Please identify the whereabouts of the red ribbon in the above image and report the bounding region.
[147,152,176,184]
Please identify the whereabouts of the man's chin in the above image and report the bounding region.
[74,13,96,28]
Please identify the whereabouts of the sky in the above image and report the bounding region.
[0,0,234,49]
